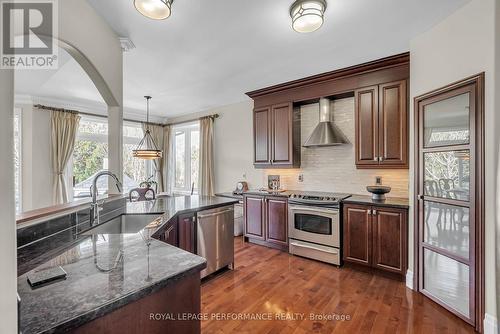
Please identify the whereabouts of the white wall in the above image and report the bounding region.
[410,0,497,321]
[19,105,52,211]
[0,69,17,334]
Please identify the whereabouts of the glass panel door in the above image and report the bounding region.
[417,81,478,326]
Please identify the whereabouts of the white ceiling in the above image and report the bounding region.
[16,0,471,120]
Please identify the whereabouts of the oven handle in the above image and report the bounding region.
[290,241,339,254]
[289,206,339,215]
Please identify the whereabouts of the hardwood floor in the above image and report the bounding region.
[201,237,474,334]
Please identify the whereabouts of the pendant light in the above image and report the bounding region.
[133,96,163,160]
[134,0,173,20]
[290,0,327,33]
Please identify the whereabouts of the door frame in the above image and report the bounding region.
[413,73,485,332]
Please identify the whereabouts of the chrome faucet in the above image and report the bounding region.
[90,171,122,226]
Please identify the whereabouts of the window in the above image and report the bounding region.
[72,116,108,199]
[173,122,200,194]
[14,109,21,213]
[123,121,153,193]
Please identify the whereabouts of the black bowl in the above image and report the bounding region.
[366,185,391,200]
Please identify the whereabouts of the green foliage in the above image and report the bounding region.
[73,140,108,184]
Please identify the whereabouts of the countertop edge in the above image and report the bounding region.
[342,196,410,209]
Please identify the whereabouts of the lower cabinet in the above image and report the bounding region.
[343,203,407,276]
[153,214,196,254]
[244,195,288,250]
[178,213,197,253]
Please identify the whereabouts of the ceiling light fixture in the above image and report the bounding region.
[133,96,163,160]
[134,0,173,20]
[290,0,327,33]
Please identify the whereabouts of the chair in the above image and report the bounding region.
[129,187,156,202]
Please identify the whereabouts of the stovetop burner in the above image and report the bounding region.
[287,191,351,207]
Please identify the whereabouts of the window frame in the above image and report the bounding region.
[173,121,200,195]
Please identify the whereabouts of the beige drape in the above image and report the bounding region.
[141,123,164,192]
[163,125,175,195]
[199,117,215,196]
[51,111,80,204]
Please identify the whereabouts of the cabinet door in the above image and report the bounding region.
[372,207,407,274]
[355,86,379,167]
[378,80,408,167]
[244,196,265,240]
[343,204,372,266]
[254,107,271,166]
[271,103,293,165]
[164,220,178,247]
[178,213,196,253]
[266,197,288,245]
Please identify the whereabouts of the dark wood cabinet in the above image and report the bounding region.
[244,195,288,250]
[372,207,407,274]
[253,103,300,168]
[254,107,271,166]
[178,213,196,253]
[343,203,408,276]
[355,86,379,167]
[343,205,372,265]
[265,197,288,246]
[355,80,408,169]
[244,196,265,240]
[163,219,178,247]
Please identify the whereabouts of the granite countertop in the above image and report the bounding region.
[343,195,410,209]
[18,195,238,334]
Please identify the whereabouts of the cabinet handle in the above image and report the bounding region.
[373,157,378,162]
[368,209,372,215]
[418,194,424,200]
[373,209,377,215]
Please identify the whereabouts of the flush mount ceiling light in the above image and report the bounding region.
[290,0,327,33]
[134,0,173,20]
[133,96,163,160]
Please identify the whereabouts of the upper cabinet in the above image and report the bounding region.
[355,80,408,169]
[247,53,409,170]
[253,103,300,168]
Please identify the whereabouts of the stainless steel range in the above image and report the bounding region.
[288,191,351,266]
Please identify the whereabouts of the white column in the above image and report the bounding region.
[108,105,123,193]
[0,69,18,332]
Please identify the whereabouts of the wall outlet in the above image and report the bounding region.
[298,174,304,182]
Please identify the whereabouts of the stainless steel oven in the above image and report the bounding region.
[289,205,339,247]
[288,204,341,265]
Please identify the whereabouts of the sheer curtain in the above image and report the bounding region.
[199,117,215,196]
[163,125,175,195]
[141,123,164,192]
[51,111,80,204]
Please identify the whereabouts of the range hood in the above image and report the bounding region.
[303,98,348,147]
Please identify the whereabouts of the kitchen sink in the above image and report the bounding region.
[82,214,163,235]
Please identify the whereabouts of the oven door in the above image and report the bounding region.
[288,205,339,247]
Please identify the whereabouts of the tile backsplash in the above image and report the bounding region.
[264,97,409,198]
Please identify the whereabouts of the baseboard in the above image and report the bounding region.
[483,313,497,334]
[405,270,414,290]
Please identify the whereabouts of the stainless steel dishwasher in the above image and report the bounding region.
[197,205,234,278]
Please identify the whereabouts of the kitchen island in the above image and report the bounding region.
[18,195,238,334]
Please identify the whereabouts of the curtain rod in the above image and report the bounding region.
[167,114,219,126]
[34,104,219,127]
[33,104,165,127]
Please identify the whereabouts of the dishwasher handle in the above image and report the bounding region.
[198,208,234,219]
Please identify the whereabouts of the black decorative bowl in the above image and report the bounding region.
[366,185,392,200]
